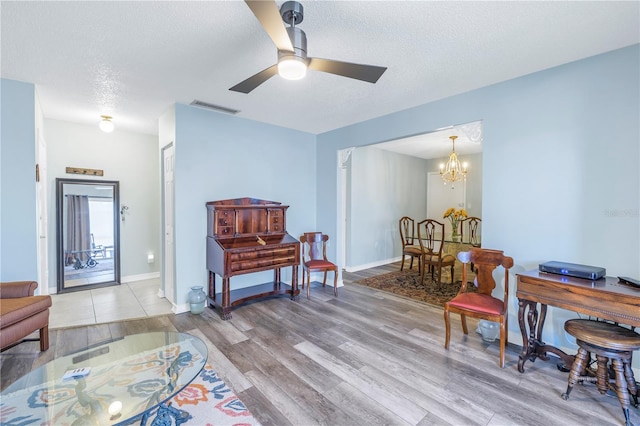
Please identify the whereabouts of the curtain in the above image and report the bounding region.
[66,195,91,264]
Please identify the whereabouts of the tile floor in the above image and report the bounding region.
[49,278,174,329]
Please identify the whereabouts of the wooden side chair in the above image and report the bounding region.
[444,247,514,368]
[460,216,482,247]
[399,216,423,272]
[300,232,338,299]
[416,219,455,286]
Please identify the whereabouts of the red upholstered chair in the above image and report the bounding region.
[399,216,423,272]
[300,232,338,299]
[417,219,455,286]
[444,247,514,368]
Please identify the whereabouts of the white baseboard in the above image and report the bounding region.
[121,272,160,283]
[173,303,189,314]
[344,256,401,273]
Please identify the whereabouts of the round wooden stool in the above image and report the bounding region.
[561,319,640,426]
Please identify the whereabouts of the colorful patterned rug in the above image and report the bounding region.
[354,269,476,307]
[139,364,260,426]
[1,339,260,426]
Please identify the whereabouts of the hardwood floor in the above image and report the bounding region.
[2,263,638,425]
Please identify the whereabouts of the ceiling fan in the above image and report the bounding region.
[229,0,387,94]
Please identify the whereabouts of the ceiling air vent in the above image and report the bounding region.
[190,100,239,115]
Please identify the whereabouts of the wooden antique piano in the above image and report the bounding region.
[517,270,640,373]
[205,197,300,320]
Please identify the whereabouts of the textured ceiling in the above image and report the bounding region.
[1,1,638,137]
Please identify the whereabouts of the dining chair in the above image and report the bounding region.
[399,216,423,272]
[444,247,514,368]
[300,232,338,299]
[416,219,455,286]
[460,217,481,247]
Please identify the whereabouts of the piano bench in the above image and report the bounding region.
[560,319,640,426]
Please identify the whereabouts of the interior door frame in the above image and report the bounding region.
[337,148,353,271]
[36,128,49,294]
[161,143,176,308]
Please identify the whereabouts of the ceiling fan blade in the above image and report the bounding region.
[229,64,279,93]
[245,0,294,52]
[308,58,387,83]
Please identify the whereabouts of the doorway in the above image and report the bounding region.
[56,178,121,292]
[337,120,482,272]
[162,144,176,306]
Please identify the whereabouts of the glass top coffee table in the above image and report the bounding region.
[1,331,207,425]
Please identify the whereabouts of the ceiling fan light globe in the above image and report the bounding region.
[278,57,307,80]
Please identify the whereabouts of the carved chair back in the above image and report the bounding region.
[300,232,329,262]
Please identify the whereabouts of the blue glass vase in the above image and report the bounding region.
[188,286,206,315]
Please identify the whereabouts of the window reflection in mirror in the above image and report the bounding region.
[56,178,120,292]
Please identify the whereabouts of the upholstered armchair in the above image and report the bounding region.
[0,281,52,351]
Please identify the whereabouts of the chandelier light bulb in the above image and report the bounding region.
[99,115,114,133]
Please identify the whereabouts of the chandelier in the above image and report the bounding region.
[439,135,468,186]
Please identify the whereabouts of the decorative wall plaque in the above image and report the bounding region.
[65,167,104,176]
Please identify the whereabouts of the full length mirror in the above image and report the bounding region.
[56,178,120,293]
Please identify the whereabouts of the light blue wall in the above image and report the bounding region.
[0,79,38,282]
[317,45,640,350]
[172,103,316,307]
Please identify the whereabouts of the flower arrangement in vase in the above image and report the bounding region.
[443,207,468,242]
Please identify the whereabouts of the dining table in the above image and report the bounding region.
[441,239,477,282]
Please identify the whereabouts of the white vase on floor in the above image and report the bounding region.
[477,319,499,342]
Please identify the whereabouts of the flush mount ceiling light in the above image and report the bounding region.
[439,135,468,187]
[99,115,114,133]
